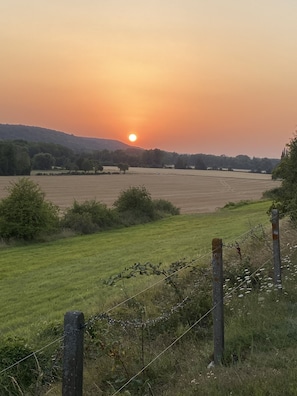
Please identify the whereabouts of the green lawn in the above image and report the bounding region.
[0,200,271,340]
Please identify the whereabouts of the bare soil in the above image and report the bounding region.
[0,168,280,214]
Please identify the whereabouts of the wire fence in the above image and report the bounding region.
[1,211,295,395]
[110,251,278,396]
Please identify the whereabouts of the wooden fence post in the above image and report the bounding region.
[212,238,224,365]
[62,311,84,396]
[271,209,282,290]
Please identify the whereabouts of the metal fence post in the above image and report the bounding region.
[212,238,224,365]
[271,209,282,290]
[62,311,84,396]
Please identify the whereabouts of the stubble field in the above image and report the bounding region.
[0,167,280,214]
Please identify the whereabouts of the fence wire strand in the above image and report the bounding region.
[0,336,64,376]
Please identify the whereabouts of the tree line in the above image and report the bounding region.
[0,139,279,176]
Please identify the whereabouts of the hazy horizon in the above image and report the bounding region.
[1,123,282,160]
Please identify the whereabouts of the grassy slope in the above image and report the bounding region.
[0,201,271,340]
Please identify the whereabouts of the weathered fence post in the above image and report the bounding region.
[62,311,84,396]
[212,238,224,365]
[271,209,282,290]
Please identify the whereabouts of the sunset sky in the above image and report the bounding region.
[1,1,297,158]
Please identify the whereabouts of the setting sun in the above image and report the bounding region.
[128,133,137,142]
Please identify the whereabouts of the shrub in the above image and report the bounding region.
[113,186,155,221]
[0,337,43,395]
[61,199,118,234]
[262,187,282,200]
[0,178,59,240]
[112,186,180,225]
[61,211,98,234]
[153,199,180,216]
[269,134,297,222]
[114,209,151,226]
[223,200,251,209]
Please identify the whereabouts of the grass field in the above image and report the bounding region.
[0,167,280,214]
[0,200,272,341]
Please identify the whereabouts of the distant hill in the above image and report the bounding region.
[0,124,136,152]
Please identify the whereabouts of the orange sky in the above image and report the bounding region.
[1,1,297,158]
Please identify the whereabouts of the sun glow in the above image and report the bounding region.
[128,133,137,142]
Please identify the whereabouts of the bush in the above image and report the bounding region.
[269,134,297,221]
[153,199,180,216]
[262,187,282,200]
[113,186,155,221]
[0,178,59,240]
[112,186,180,225]
[61,200,118,234]
[61,212,98,234]
[223,200,251,209]
[0,337,43,395]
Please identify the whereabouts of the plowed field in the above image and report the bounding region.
[0,168,280,214]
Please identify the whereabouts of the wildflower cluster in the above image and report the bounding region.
[282,243,297,284]
[190,370,217,386]
[223,240,297,310]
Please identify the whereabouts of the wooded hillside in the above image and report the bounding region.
[0,124,133,152]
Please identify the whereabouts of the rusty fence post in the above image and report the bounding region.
[271,209,282,291]
[212,238,224,364]
[62,311,84,396]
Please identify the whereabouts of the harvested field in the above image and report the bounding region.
[0,168,280,214]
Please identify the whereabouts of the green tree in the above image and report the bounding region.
[118,163,129,174]
[194,156,207,170]
[14,146,31,175]
[93,161,103,174]
[0,142,16,175]
[64,158,77,171]
[32,152,55,170]
[270,135,297,220]
[141,149,164,167]
[0,178,59,240]
[81,158,93,173]
[0,142,31,175]
[113,186,154,220]
[175,155,188,169]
